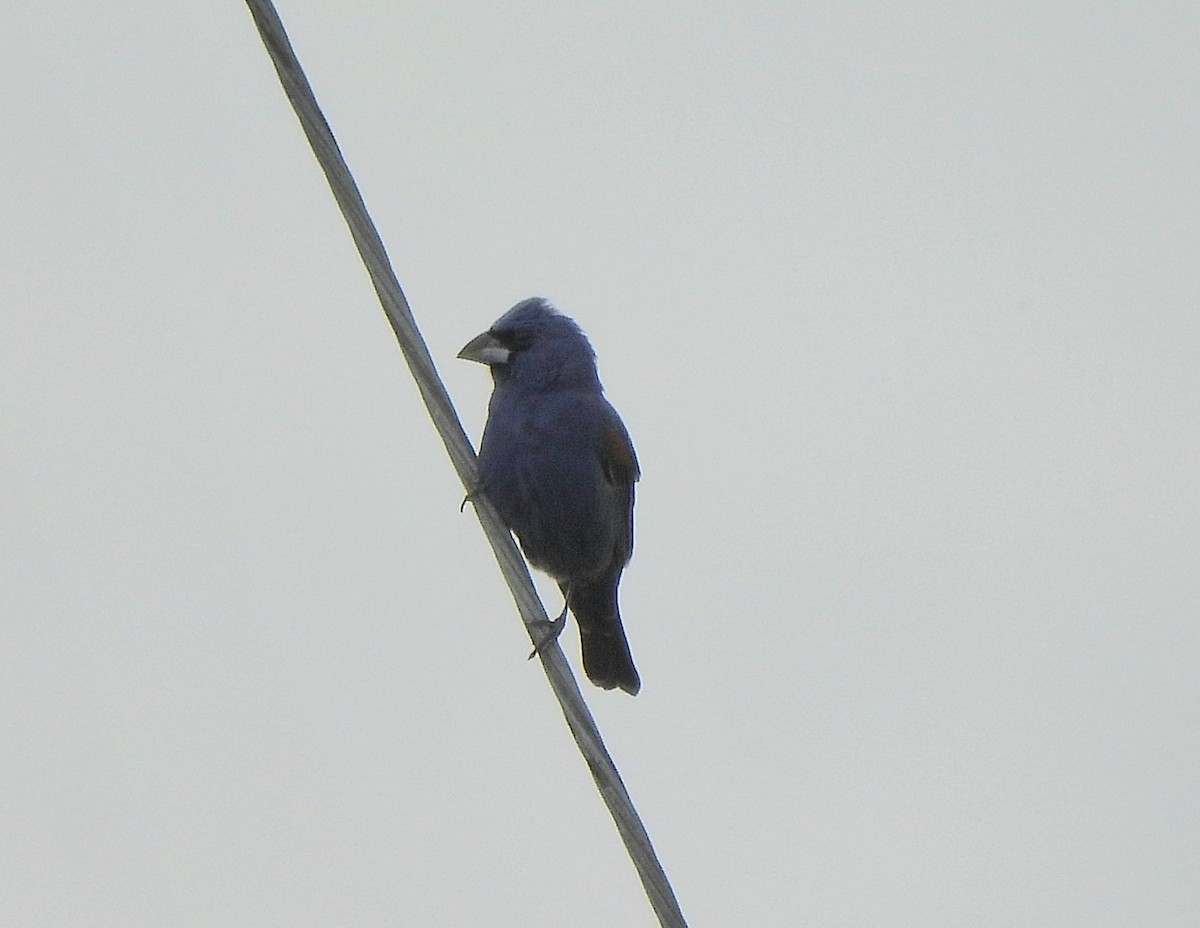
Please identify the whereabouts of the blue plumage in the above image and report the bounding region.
[459,298,641,695]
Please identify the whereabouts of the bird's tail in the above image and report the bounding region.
[570,581,640,695]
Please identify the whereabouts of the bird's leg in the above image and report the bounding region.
[527,590,570,660]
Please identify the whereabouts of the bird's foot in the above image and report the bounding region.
[527,605,569,660]
[459,483,484,513]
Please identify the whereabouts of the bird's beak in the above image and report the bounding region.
[457,330,510,366]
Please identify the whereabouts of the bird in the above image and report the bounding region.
[458,297,641,695]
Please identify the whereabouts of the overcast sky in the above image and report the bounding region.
[2,2,1196,925]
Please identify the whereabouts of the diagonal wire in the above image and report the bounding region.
[242,3,688,925]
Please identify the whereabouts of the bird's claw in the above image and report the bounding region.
[527,609,568,660]
[460,483,484,513]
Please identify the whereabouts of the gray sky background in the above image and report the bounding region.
[2,2,1196,925]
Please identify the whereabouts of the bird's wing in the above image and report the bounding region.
[598,410,639,486]
[597,406,639,560]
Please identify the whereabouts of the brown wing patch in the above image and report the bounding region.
[599,418,640,486]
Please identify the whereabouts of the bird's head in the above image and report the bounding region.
[458,297,601,392]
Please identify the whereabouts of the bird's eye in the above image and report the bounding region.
[496,329,535,352]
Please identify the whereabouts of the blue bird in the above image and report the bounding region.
[458,298,641,695]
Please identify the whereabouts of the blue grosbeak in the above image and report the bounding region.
[459,298,641,695]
